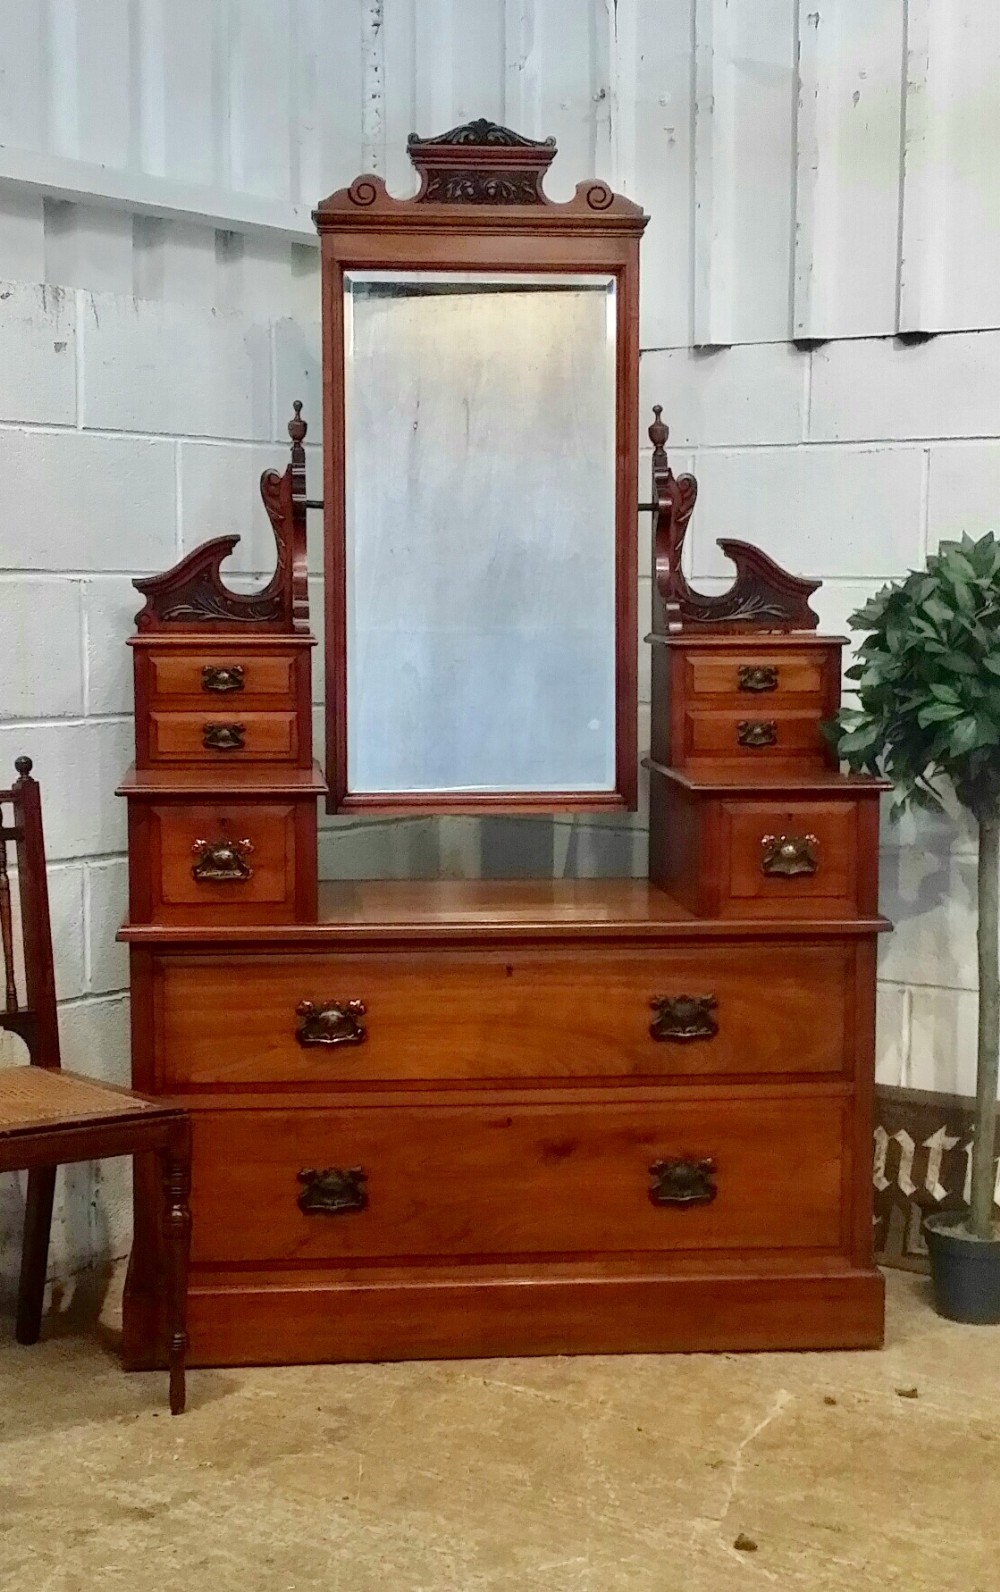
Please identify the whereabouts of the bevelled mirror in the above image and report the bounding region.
[315,122,647,815]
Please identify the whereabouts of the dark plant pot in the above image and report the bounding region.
[924,1211,1000,1324]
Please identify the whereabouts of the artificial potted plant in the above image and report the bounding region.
[833,532,1000,1322]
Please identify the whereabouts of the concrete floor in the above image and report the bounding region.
[0,1269,997,1592]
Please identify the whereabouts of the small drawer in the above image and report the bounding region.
[721,799,858,918]
[147,650,297,706]
[683,708,827,767]
[129,799,317,925]
[649,770,881,920]
[154,943,855,1088]
[685,651,826,701]
[188,1095,849,1265]
[147,711,298,764]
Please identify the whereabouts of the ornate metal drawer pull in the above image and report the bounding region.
[761,832,819,877]
[202,664,245,694]
[649,994,718,1042]
[737,718,777,748]
[649,1157,717,1208]
[297,1167,368,1215]
[738,664,778,693]
[295,999,367,1047]
[202,722,245,751]
[191,836,254,882]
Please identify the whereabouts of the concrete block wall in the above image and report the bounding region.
[2,251,998,1301]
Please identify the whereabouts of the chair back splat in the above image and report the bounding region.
[0,757,60,1067]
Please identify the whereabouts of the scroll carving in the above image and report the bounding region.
[648,406,820,633]
[649,995,718,1042]
[134,404,310,633]
[297,1167,368,1215]
[648,1158,717,1208]
[314,123,645,229]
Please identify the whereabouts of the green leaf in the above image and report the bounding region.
[949,717,981,757]
[918,702,964,726]
[929,683,961,704]
[941,652,980,675]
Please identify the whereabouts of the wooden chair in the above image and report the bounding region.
[0,756,191,1413]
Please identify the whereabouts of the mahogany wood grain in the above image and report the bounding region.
[650,634,844,774]
[186,1094,849,1265]
[177,1265,884,1364]
[147,710,299,765]
[649,767,885,921]
[152,942,855,1089]
[147,651,296,703]
[131,636,313,770]
[319,133,643,815]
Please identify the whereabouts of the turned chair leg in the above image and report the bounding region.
[159,1126,191,1415]
[15,1164,57,1345]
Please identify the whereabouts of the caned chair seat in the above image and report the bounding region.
[0,1069,159,1134]
[0,757,190,1414]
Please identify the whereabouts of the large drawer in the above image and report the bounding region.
[188,1095,849,1264]
[153,943,856,1088]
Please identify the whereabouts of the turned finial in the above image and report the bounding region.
[14,756,32,779]
[649,404,669,455]
[288,400,307,445]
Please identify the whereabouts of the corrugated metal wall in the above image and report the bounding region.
[3,0,999,342]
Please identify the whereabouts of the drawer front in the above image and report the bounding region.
[147,803,298,923]
[685,651,827,702]
[683,708,826,763]
[188,1095,849,1264]
[147,650,296,707]
[721,800,857,917]
[156,944,853,1088]
[148,710,297,763]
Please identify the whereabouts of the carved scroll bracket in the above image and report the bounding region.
[647,405,820,634]
[134,404,310,633]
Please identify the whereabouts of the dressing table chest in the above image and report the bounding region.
[118,124,888,1369]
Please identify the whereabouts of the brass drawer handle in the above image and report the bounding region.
[297,1167,368,1215]
[295,999,367,1047]
[761,832,819,877]
[202,665,245,694]
[202,722,245,751]
[191,836,254,882]
[737,718,777,747]
[649,994,718,1042]
[649,1158,717,1208]
[738,664,778,693]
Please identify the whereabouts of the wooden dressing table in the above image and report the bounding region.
[118,123,887,1369]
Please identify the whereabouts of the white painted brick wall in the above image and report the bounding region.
[2,276,1000,1299]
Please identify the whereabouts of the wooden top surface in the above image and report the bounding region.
[0,1067,167,1136]
[117,764,328,798]
[119,878,891,946]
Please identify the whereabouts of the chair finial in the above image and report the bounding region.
[14,756,32,779]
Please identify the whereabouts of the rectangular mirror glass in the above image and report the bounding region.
[343,270,617,799]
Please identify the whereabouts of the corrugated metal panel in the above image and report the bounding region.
[0,0,998,339]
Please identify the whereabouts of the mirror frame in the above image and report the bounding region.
[314,121,648,816]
